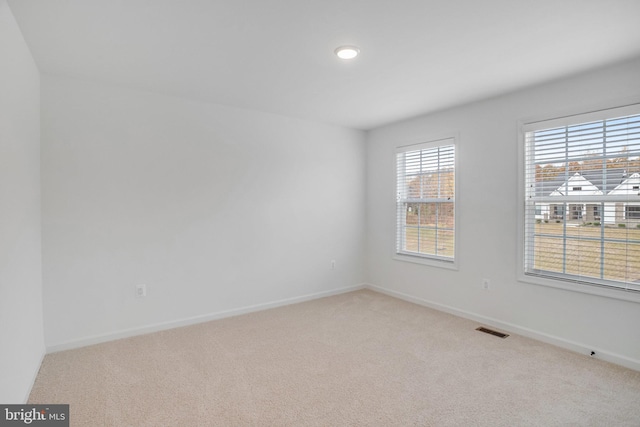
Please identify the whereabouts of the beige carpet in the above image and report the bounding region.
[29,289,640,426]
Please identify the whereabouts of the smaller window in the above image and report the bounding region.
[572,186,582,191]
[396,139,456,263]
[633,186,639,190]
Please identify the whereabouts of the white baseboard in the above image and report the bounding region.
[364,283,640,372]
[24,346,46,403]
[46,284,366,354]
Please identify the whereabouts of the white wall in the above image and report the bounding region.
[366,57,640,368]
[41,74,366,349]
[0,0,45,403]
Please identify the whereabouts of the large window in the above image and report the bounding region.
[523,105,640,293]
[396,139,455,263]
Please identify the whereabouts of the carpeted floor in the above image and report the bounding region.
[29,289,640,426]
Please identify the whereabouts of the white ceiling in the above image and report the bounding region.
[8,0,640,130]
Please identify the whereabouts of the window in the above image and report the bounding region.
[570,204,583,220]
[626,206,640,219]
[523,104,640,293]
[396,139,455,263]
[551,205,564,220]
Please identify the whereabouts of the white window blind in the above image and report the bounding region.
[396,139,455,262]
[523,104,640,292]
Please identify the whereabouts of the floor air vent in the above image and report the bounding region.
[476,326,509,339]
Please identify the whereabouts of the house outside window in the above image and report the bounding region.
[396,138,456,264]
[523,104,640,294]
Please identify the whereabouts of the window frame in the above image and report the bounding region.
[394,137,458,270]
[517,103,640,303]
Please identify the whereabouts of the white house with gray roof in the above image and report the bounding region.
[535,169,640,225]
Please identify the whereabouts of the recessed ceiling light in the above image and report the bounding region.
[334,46,360,60]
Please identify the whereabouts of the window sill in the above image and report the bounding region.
[393,253,459,271]
[518,272,640,304]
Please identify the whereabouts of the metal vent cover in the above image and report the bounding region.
[476,326,509,339]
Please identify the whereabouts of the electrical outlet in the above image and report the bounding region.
[482,278,490,290]
[135,284,146,298]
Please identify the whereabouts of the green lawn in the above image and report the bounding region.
[532,223,640,283]
[403,226,454,258]
[402,223,640,284]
